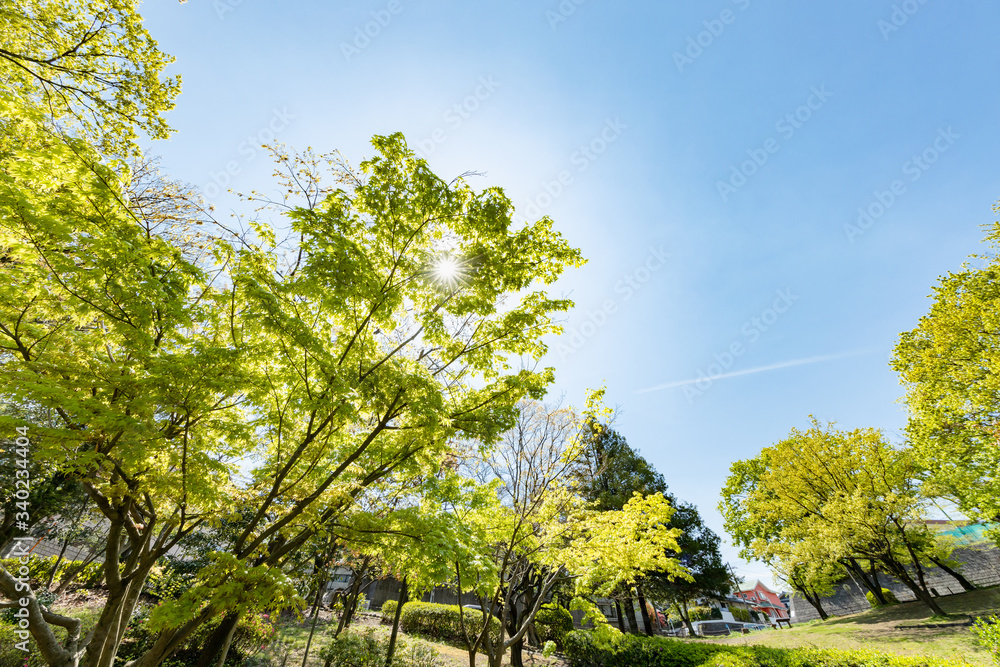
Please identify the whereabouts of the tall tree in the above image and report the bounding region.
[454,396,689,667]
[892,214,1000,540]
[0,113,584,667]
[645,502,731,635]
[575,416,668,512]
[720,420,950,616]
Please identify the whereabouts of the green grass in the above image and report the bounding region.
[705,586,1000,665]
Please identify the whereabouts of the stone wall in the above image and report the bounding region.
[790,544,1000,623]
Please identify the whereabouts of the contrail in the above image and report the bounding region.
[636,350,867,394]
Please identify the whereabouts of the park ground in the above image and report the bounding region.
[46,589,1000,666]
[704,586,1000,665]
[272,612,567,667]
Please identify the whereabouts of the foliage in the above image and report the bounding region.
[117,609,277,667]
[0,619,45,667]
[385,601,502,647]
[319,627,442,667]
[729,607,752,623]
[892,216,1000,534]
[574,418,668,512]
[866,588,900,608]
[143,562,189,600]
[0,0,180,154]
[719,419,950,614]
[562,630,973,667]
[973,615,1000,666]
[0,110,582,666]
[646,502,731,627]
[533,603,574,649]
[0,556,102,589]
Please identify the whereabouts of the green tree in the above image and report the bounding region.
[892,214,1000,538]
[575,417,668,512]
[1,0,180,155]
[720,420,950,616]
[645,502,731,635]
[0,114,583,667]
[453,396,688,667]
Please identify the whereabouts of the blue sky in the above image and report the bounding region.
[140,0,1000,588]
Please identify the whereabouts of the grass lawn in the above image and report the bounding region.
[704,586,1000,665]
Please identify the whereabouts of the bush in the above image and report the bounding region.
[401,601,502,647]
[0,620,45,667]
[562,630,971,667]
[381,598,400,623]
[866,587,900,608]
[974,615,1000,666]
[534,603,574,649]
[116,610,277,667]
[144,562,189,600]
[0,556,103,590]
[688,606,713,622]
[320,627,442,667]
[729,607,751,623]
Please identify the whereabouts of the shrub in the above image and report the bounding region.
[974,615,1000,666]
[562,630,971,667]
[117,610,276,666]
[144,562,189,600]
[0,620,45,667]
[320,627,442,667]
[381,598,400,623]
[866,587,900,608]
[0,556,103,590]
[398,601,501,647]
[729,607,752,623]
[534,603,574,649]
[688,606,713,622]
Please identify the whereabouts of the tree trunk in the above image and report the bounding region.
[842,558,886,605]
[635,587,653,636]
[675,601,695,636]
[301,579,328,667]
[623,596,639,634]
[928,556,976,592]
[196,611,241,667]
[45,538,71,591]
[507,605,526,667]
[792,581,829,621]
[214,619,240,667]
[614,600,626,633]
[882,558,946,616]
[385,578,407,667]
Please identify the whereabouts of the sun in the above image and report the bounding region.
[434,256,461,282]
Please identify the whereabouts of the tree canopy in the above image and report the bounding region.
[892,215,1000,534]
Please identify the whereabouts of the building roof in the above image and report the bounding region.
[739,579,778,595]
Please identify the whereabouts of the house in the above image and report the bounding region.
[735,580,789,626]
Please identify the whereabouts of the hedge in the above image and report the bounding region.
[563,630,971,667]
[0,555,103,588]
[380,601,501,647]
[534,603,574,650]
